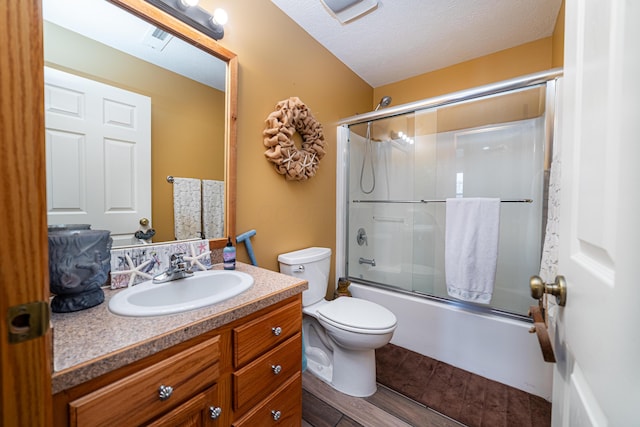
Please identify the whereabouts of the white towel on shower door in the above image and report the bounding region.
[445,198,500,304]
[173,177,202,240]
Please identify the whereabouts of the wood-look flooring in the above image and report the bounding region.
[302,371,463,427]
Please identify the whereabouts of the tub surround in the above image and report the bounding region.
[51,262,307,394]
[350,283,553,400]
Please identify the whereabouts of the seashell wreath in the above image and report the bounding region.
[263,97,326,181]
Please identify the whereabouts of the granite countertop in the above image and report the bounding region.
[51,263,307,394]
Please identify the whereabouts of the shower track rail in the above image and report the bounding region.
[352,198,533,204]
[338,68,563,126]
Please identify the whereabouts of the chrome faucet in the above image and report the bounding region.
[358,257,376,267]
[153,253,194,283]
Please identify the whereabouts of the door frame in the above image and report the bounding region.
[0,0,52,425]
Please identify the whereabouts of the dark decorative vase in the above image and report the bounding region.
[48,225,112,313]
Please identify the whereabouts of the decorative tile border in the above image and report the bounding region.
[109,239,212,289]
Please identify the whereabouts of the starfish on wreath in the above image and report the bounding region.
[184,243,212,271]
[111,254,153,288]
[300,152,316,170]
[281,148,296,170]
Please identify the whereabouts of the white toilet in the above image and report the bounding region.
[278,247,397,397]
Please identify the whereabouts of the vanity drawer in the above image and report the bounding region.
[232,372,302,427]
[233,333,301,412]
[233,299,301,367]
[69,336,220,427]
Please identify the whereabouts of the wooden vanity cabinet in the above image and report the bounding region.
[52,295,303,426]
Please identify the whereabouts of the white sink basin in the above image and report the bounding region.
[108,270,254,317]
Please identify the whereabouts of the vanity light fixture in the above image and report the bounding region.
[145,0,227,40]
[320,0,378,24]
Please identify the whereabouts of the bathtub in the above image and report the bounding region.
[349,282,553,400]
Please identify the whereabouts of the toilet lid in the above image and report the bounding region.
[316,297,396,331]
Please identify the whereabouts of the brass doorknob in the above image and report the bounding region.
[530,275,567,306]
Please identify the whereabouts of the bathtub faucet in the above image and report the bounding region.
[358,257,376,267]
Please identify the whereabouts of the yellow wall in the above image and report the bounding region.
[44,22,226,242]
[552,1,566,68]
[205,0,373,282]
[374,38,554,106]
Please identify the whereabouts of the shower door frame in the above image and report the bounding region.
[336,68,563,320]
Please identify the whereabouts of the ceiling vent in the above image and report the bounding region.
[142,26,173,51]
[320,0,378,24]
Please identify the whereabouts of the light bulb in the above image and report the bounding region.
[212,8,228,25]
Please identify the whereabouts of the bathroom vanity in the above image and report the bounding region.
[51,263,307,426]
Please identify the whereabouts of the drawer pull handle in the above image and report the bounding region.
[272,326,282,336]
[209,406,222,419]
[158,384,173,401]
[271,364,282,375]
[271,410,282,421]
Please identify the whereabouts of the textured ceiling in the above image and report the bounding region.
[271,0,563,87]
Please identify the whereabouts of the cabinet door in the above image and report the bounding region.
[147,384,223,427]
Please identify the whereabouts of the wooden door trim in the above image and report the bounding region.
[0,0,53,425]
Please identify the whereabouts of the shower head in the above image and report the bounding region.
[374,96,392,111]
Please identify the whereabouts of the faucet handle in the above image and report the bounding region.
[170,253,185,264]
[170,253,191,273]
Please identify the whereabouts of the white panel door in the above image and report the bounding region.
[552,1,640,425]
[45,67,151,246]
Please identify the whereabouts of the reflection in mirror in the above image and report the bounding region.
[42,0,236,249]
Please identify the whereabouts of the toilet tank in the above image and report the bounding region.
[278,247,331,307]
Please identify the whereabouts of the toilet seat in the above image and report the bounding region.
[316,297,396,335]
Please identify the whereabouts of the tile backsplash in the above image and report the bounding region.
[109,239,214,289]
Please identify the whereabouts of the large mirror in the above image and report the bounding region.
[42,0,237,249]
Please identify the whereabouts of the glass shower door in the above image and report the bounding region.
[346,84,549,317]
